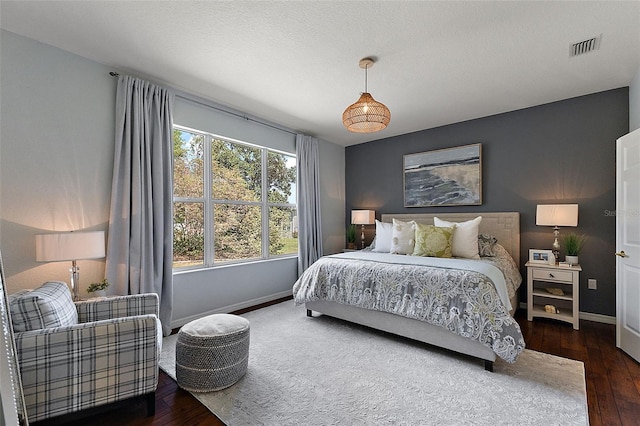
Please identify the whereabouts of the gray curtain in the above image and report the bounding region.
[106,75,174,336]
[296,134,323,275]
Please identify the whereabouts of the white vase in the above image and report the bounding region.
[565,255,579,266]
[92,290,107,298]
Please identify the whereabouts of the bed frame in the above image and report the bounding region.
[306,212,520,371]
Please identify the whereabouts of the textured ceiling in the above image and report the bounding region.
[1,1,639,146]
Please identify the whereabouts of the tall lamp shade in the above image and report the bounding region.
[536,204,578,261]
[536,204,578,227]
[36,231,105,301]
[351,210,375,249]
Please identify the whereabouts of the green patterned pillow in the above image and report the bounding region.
[412,223,454,258]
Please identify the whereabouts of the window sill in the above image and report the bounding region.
[172,255,298,276]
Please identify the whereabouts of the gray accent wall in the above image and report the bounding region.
[631,66,640,132]
[345,88,629,317]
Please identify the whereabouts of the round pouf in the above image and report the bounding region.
[176,313,250,392]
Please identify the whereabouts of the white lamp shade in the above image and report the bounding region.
[536,204,578,227]
[351,210,375,225]
[36,231,105,262]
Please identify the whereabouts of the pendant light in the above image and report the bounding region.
[342,57,391,133]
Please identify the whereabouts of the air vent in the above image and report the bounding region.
[570,35,602,57]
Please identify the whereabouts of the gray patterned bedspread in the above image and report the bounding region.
[293,249,525,363]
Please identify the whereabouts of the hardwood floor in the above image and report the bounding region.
[33,307,640,426]
[517,312,640,426]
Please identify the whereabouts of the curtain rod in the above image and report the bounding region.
[109,71,296,136]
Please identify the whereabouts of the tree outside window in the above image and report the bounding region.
[172,127,297,269]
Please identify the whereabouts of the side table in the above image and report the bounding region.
[526,261,581,330]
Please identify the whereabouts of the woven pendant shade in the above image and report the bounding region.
[342,57,391,133]
[342,92,391,133]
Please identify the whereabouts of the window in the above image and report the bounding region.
[172,126,297,269]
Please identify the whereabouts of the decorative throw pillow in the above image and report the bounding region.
[9,281,78,332]
[412,223,454,258]
[434,216,482,259]
[372,220,394,253]
[390,218,416,255]
[478,233,498,257]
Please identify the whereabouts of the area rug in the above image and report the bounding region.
[159,301,588,425]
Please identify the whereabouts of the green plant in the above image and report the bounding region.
[562,233,586,256]
[87,279,110,293]
[346,224,357,244]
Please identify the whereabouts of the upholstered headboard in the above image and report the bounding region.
[380,212,520,266]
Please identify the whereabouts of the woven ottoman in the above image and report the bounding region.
[175,313,250,392]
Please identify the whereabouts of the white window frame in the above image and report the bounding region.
[172,125,297,270]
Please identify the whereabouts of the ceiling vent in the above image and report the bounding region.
[570,35,602,57]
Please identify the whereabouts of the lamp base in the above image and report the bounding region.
[552,226,561,264]
[69,260,80,302]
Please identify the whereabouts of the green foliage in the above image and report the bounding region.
[346,224,357,244]
[268,151,296,204]
[173,130,204,198]
[87,279,110,293]
[172,129,297,266]
[562,233,586,256]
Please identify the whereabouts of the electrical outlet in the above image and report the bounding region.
[588,279,597,290]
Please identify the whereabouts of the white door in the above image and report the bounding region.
[616,128,640,363]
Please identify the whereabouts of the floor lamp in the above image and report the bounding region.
[35,231,106,301]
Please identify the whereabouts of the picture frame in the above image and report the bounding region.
[403,143,482,207]
[529,249,555,265]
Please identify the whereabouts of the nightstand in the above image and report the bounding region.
[526,261,581,330]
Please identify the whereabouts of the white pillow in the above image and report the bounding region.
[372,220,394,253]
[434,216,482,259]
[390,218,416,255]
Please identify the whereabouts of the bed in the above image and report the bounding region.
[293,212,524,371]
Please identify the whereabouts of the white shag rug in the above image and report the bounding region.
[160,301,588,425]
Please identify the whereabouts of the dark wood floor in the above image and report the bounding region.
[33,307,640,426]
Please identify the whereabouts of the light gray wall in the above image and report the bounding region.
[174,97,296,153]
[0,30,115,294]
[630,66,640,131]
[171,97,345,327]
[171,131,344,327]
[345,88,629,318]
[0,30,346,328]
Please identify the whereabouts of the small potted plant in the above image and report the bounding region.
[87,279,110,297]
[346,224,357,250]
[562,233,586,265]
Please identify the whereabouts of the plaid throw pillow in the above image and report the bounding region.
[9,281,78,332]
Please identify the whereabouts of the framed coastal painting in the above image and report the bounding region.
[403,143,482,207]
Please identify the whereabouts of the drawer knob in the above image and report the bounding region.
[548,273,555,278]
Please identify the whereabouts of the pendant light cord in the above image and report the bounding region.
[364,64,368,93]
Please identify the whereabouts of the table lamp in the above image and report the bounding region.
[536,204,578,262]
[36,231,105,301]
[351,210,375,249]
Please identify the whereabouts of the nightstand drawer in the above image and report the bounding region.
[531,268,574,283]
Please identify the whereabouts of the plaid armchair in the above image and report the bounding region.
[10,281,161,423]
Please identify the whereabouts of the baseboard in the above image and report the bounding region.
[578,311,616,324]
[518,302,616,325]
[171,290,292,328]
